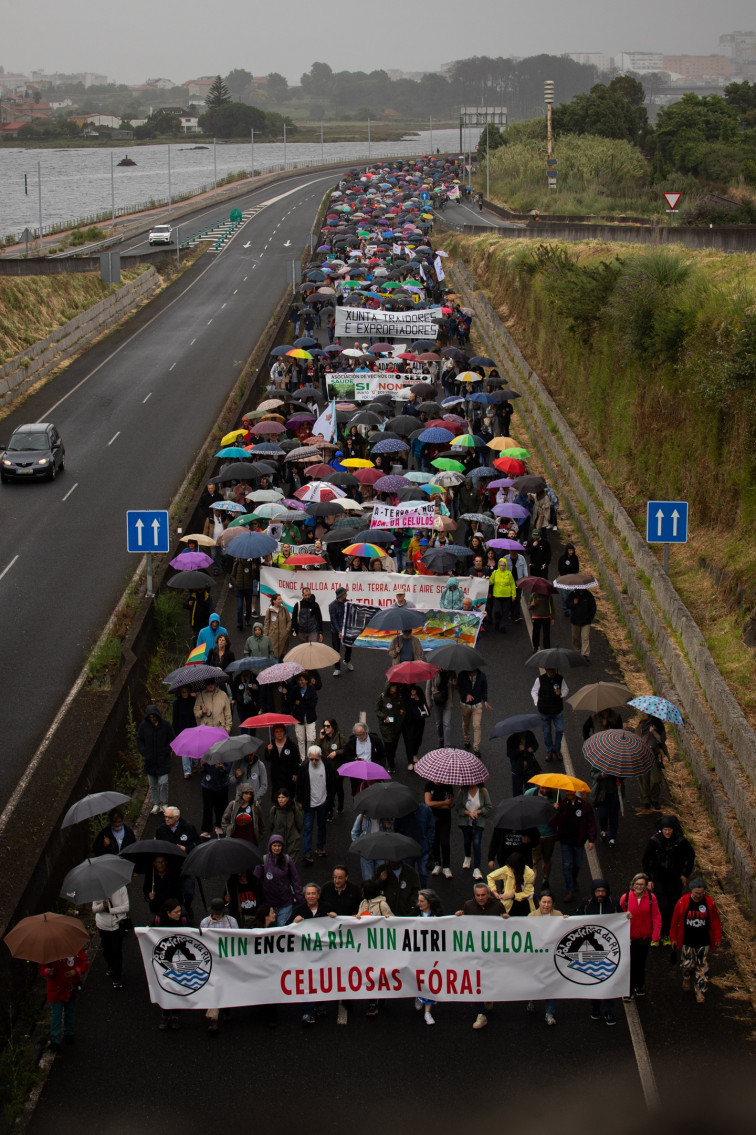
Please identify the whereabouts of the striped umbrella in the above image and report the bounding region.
[582,730,655,777]
[414,748,489,786]
[627,696,684,726]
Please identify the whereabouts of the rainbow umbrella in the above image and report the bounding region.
[422,483,445,496]
[186,644,208,665]
[342,542,384,558]
[450,435,478,448]
[582,730,655,777]
[286,349,313,360]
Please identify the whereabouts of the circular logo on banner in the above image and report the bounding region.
[554,924,621,986]
[152,934,212,997]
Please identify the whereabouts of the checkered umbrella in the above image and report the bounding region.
[582,729,655,777]
[414,748,489,785]
[627,696,684,726]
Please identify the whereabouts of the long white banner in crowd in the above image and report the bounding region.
[136,915,630,1009]
[334,306,442,340]
[260,568,488,618]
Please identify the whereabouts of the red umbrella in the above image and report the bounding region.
[304,463,333,479]
[493,456,527,475]
[240,713,298,728]
[355,468,383,485]
[386,660,439,683]
[285,554,326,566]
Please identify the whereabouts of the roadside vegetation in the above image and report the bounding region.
[444,233,756,714]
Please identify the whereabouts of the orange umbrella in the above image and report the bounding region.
[487,436,520,451]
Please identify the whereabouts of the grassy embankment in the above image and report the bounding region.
[475,125,745,219]
[444,233,756,717]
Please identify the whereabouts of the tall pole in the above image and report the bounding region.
[37,161,43,248]
[167,144,172,215]
[213,137,217,193]
[320,120,324,165]
[176,223,180,269]
[283,122,287,170]
[250,128,254,178]
[110,152,115,229]
[486,119,490,199]
[544,80,555,191]
[368,117,371,161]
[547,103,553,160]
[430,115,433,154]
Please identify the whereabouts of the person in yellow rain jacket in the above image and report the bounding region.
[488,558,516,633]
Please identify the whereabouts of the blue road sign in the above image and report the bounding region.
[127,510,170,553]
[419,190,430,201]
[646,500,688,544]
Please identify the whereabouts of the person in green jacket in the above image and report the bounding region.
[488,558,516,632]
[244,621,275,659]
[272,543,295,570]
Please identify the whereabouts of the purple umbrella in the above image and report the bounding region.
[170,725,229,760]
[371,438,409,454]
[283,498,308,511]
[414,748,489,786]
[257,661,304,685]
[374,474,410,493]
[338,761,391,781]
[169,551,214,571]
[488,478,515,489]
[493,503,530,519]
[488,538,525,551]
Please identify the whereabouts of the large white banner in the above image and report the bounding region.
[260,567,488,619]
[324,373,419,401]
[335,306,442,340]
[370,502,437,529]
[136,915,630,1009]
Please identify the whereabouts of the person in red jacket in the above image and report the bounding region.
[670,878,722,1004]
[619,873,661,1001]
[38,948,89,1052]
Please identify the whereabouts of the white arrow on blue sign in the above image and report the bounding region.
[126,510,170,553]
[646,500,688,544]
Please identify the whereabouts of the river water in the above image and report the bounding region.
[0,127,480,240]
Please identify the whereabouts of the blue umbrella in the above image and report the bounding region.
[627,696,684,726]
[466,392,497,405]
[225,532,278,559]
[371,438,409,454]
[270,344,295,356]
[294,336,318,347]
[417,428,455,444]
[468,466,496,479]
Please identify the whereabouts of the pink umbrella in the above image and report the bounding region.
[251,421,286,435]
[488,538,525,551]
[257,661,304,685]
[414,748,489,785]
[338,761,391,781]
[170,725,229,760]
[169,551,214,571]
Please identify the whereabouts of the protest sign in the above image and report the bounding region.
[354,608,482,651]
[136,915,631,1010]
[334,306,442,340]
[370,502,436,529]
[324,373,427,401]
[260,568,488,621]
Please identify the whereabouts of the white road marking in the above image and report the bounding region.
[190,338,197,346]
[169,362,176,372]
[0,555,19,582]
[233,289,238,295]
[142,392,152,403]
[207,319,213,325]
[243,276,248,281]
[107,431,120,446]
[221,303,226,309]
[61,482,78,501]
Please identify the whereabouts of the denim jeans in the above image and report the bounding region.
[358,856,378,881]
[235,588,254,626]
[302,803,328,855]
[560,843,584,892]
[540,712,564,755]
[461,825,483,869]
[275,903,293,926]
[49,997,76,1044]
[181,756,193,776]
[435,700,453,746]
[147,773,169,806]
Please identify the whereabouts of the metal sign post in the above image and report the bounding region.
[646,499,689,574]
[126,510,170,597]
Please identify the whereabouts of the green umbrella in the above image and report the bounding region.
[228,514,256,528]
[499,447,531,460]
[431,457,466,473]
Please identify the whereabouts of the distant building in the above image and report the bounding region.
[719,30,756,61]
[181,76,216,99]
[567,52,613,72]
[145,77,176,90]
[614,52,664,74]
[84,113,123,129]
[662,54,731,82]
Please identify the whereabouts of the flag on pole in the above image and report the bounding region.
[447,185,460,199]
[434,255,445,282]
[312,399,337,442]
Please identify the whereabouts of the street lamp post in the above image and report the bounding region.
[110,152,115,229]
[167,144,172,215]
[213,137,217,193]
[544,80,556,190]
[283,122,287,170]
[320,120,324,165]
[37,161,43,249]
[251,128,254,179]
[368,117,371,161]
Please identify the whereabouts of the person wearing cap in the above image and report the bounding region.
[414,539,433,575]
[670,878,722,1004]
[576,879,621,1025]
[199,900,239,1034]
[328,587,354,676]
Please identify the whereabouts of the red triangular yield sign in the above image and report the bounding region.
[663,192,682,210]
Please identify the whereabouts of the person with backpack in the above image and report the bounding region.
[570,588,597,662]
[619,873,661,1001]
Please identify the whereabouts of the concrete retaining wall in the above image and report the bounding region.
[448,256,756,910]
[0,268,159,410]
[0,249,175,276]
[439,215,756,252]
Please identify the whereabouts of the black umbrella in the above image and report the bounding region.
[321,528,360,544]
[61,791,132,829]
[397,486,428,502]
[490,714,544,740]
[166,570,215,590]
[351,528,394,545]
[386,416,420,436]
[489,797,557,830]
[430,643,486,670]
[163,664,228,692]
[349,411,383,427]
[305,500,346,518]
[206,735,261,760]
[525,648,589,670]
[214,462,260,482]
[468,356,496,368]
[225,657,277,674]
[119,840,185,874]
[421,547,471,573]
[249,461,279,475]
[181,839,263,878]
[491,389,521,401]
[367,606,427,631]
[352,782,419,819]
[323,471,359,487]
[60,857,134,905]
[510,475,547,493]
[410,384,439,398]
[418,402,443,415]
[350,832,421,860]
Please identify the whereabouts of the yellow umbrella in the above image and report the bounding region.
[487,436,520,451]
[341,458,374,468]
[221,429,247,446]
[529,773,590,793]
[456,371,484,383]
[180,533,216,546]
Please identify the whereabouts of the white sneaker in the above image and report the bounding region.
[473,868,483,880]
[150,805,160,815]
[332,669,340,677]
[442,867,453,879]
[462,857,472,870]
[424,1011,435,1026]
[431,865,442,876]
[414,998,423,1011]
[345,662,354,671]
[472,1013,487,1030]
[545,1013,556,1026]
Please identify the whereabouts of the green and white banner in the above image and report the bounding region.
[136,915,630,1009]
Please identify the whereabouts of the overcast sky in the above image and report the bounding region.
[4,0,754,85]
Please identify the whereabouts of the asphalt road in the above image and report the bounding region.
[26,572,755,1134]
[0,170,338,803]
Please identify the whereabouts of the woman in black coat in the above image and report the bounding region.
[172,686,197,779]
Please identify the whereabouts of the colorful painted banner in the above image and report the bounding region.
[136,914,631,1009]
[259,568,488,620]
[354,607,482,651]
[370,502,437,529]
[334,306,442,340]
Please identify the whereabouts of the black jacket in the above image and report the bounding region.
[155,817,200,853]
[458,670,488,705]
[92,823,136,858]
[319,881,362,916]
[137,706,175,776]
[642,830,695,887]
[570,590,596,627]
[265,738,300,793]
[295,760,338,810]
[292,597,323,636]
[340,732,387,768]
[172,693,196,734]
